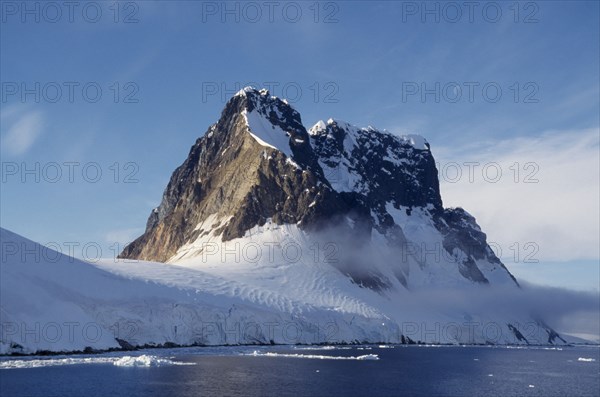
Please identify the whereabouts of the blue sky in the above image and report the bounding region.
[1,1,598,291]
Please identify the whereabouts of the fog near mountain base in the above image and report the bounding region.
[310,224,599,343]
[516,282,600,342]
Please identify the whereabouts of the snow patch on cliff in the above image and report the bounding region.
[242,109,294,158]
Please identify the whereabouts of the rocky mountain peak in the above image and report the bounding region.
[224,86,320,173]
[120,88,516,292]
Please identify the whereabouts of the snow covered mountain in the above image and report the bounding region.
[0,88,568,355]
[121,87,517,290]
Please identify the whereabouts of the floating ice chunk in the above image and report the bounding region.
[0,357,112,369]
[349,354,380,360]
[293,346,337,351]
[0,354,194,369]
[113,355,194,367]
[248,351,379,360]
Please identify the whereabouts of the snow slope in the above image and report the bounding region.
[0,228,398,354]
[1,227,566,355]
[243,109,294,158]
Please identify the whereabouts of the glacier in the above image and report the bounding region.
[1,226,566,355]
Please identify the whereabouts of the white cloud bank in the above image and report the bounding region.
[435,128,600,263]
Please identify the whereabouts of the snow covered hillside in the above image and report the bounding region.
[1,227,565,355]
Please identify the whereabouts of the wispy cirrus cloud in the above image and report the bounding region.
[1,105,44,156]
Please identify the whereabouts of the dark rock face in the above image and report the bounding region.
[121,89,352,262]
[433,208,519,285]
[309,120,442,210]
[120,87,517,289]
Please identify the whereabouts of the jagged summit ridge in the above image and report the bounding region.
[236,88,429,155]
[307,117,440,208]
[309,118,430,151]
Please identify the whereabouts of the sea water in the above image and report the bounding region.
[1,345,598,396]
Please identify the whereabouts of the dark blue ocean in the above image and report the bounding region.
[1,345,598,397]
